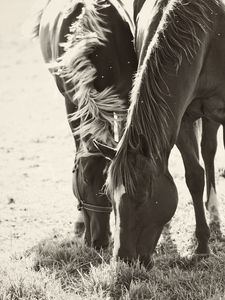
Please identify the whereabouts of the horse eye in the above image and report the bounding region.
[84,177,89,184]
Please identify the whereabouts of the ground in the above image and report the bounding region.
[1,0,225,264]
[0,0,75,259]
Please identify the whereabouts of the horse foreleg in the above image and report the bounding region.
[201,118,220,225]
[176,117,210,255]
[65,96,85,237]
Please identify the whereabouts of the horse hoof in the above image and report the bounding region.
[188,252,210,266]
[194,246,211,259]
[74,222,85,237]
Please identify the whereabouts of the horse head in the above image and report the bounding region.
[72,141,112,249]
[37,0,137,251]
[94,136,178,266]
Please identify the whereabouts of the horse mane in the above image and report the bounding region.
[50,0,129,158]
[29,0,129,157]
[107,0,217,196]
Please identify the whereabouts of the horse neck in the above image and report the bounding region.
[127,0,215,167]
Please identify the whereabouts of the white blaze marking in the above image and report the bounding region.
[208,186,220,223]
[113,185,125,258]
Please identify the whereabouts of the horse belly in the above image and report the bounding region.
[187,96,225,124]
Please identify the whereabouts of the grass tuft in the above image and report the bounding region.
[1,234,225,299]
[0,262,77,300]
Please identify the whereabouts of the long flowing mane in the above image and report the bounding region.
[55,0,128,156]
[31,0,132,157]
[107,0,218,195]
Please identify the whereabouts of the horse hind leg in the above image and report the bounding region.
[201,118,221,227]
[176,117,210,255]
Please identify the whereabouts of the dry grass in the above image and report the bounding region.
[1,233,225,300]
[1,0,225,299]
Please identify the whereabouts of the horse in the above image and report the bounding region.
[134,0,224,253]
[95,0,225,265]
[31,0,137,249]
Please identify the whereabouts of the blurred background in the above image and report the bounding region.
[0,0,75,257]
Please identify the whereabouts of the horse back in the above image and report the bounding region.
[88,2,137,98]
[39,0,137,100]
[134,0,168,64]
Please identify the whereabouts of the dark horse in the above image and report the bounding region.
[133,0,223,228]
[97,0,225,265]
[32,0,137,249]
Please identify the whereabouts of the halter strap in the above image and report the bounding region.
[73,157,112,214]
[77,199,112,213]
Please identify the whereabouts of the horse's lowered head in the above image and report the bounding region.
[36,0,137,251]
[94,136,178,266]
[72,142,112,250]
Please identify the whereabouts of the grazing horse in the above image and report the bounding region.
[96,0,225,265]
[31,0,137,249]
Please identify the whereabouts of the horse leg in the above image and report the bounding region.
[201,118,220,225]
[176,117,210,255]
[65,95,85,237]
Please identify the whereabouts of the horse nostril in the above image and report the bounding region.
[92,239,109,250]
[116,255,133,265]
[116,248,137,264]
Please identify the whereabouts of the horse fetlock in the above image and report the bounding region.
[195,240,211,256]
[207,187,221,225]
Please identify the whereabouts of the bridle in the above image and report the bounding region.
[73,158,113,214]
[77,199,112,213]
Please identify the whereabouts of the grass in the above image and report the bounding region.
[1,231,225,300]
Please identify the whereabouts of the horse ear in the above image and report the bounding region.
[92,140,116,160]
[139,134,150,158]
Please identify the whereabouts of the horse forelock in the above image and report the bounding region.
[106,140,137,198]
[107,0,218,198]
[53,0,127,157]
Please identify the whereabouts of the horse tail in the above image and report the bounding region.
[52,1,126,153]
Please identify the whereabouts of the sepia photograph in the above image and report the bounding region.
[0,0,225,299]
